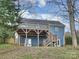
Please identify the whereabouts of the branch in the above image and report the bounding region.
[19,5,32,17]
[74,20,79,23]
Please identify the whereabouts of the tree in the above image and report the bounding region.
[14,0,34,18]
[67,0,77,48]
[0,0,17,43]
[0,0,34,43]
[0,0,17,24]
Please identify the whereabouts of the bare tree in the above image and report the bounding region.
[67,0,77,48]
[14,0,34,19]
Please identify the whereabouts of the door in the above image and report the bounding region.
[57,38,60,47]
[27,39,32,47]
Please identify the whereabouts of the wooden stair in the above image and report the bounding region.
[43,32,58,47]
[43,39,53,46]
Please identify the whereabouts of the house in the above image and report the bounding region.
[15,18,65,47]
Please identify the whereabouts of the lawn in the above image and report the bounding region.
[0,44,79,59]
[20,47,79,59]
[0,44,15,48]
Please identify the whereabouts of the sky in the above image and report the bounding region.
[16,0,79,32]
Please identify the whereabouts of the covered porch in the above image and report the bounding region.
[16,29,48,46]
[15,29,60,47]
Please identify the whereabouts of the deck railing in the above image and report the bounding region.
[43,32,59,47]
[18,23,49,30]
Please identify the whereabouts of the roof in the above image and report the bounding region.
[18,18,65,27]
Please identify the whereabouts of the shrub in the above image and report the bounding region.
[0,30,9,44]
[65,36,72,45]
[65,35,79,45]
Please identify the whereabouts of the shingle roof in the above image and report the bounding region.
[19,18,65,27]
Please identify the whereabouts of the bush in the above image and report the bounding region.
[0,31,9,44]
[65,36,72,45]
[77,36,79,44]
[65,36,79,45]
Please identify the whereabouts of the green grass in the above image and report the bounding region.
[21,54,32,59]
[20,47,79,59]
[0,44,14,48]
[0,44,79,59]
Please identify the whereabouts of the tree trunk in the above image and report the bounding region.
[67,0,77,48]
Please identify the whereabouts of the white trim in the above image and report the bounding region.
[57,38,61,47]
[15,32,18,44]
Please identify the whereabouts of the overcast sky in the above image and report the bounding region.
[16,0,79,32]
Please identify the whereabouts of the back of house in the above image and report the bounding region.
[15,18,65,47]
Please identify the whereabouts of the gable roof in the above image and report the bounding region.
[18,18,65,27]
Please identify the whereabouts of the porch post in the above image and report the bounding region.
[24,29,27,47]
[37,30,39,47]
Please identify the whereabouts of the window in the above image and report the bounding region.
[54,27,59,32]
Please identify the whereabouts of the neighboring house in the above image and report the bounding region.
[15,18,65,47]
